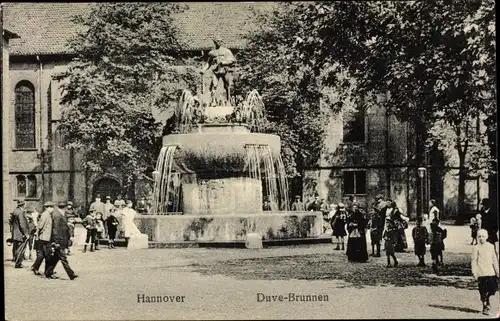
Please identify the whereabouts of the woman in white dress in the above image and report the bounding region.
[120,200,141,246]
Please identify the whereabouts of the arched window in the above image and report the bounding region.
[16,175,26,198]
[16,174,37,198]
[14,81,36,149]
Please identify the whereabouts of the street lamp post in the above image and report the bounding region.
[417,167,426,219]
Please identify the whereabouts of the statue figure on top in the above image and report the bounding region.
[199,36,236,106]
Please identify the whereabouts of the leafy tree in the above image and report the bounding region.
[235,3,333,180]
[287,1,496,219]
[56,3,197,192]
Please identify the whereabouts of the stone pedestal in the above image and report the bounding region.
[182,177,262,215]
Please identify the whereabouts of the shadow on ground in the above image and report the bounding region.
[428,304,479,314]
[170,251,477,289]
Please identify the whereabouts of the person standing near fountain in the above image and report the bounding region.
[121,200,141,247]
[307,195,322,212]
[346,203,369,263]
[199,36,236,105]
[90,194,106,219]
[291,195,305,211]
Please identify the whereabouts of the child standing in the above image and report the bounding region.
[383,218,399,267]
[82,209,97,252]
[412,217,429,266]
[95,212,105,251]
[67,217,75,255]
[429,219,445,273]
[471,229,499,315]
[105,208,119,249]
[470,217,479,245]
[331,203,347,251]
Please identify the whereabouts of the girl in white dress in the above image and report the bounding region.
[120,200,141,246]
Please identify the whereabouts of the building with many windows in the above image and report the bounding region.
[2,3,489,218]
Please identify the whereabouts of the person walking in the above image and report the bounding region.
[45,201,78,280]
[429,219,446,273]
[471,229,499,315]
[11,199,30,268]
[31,201,55,277]
[26,209,37,260]
[387,200,409,252]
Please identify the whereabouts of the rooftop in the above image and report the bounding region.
[2,2,278,56]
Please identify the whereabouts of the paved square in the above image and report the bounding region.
[4,224,499,320]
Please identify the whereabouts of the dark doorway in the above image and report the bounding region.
[93,177,121,201]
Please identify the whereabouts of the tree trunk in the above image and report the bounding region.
[456,150,467,225]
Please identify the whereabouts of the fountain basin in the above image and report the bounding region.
[163,129,281,173]
[135,212,322,242]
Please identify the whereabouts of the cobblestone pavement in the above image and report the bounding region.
[4,225,499,320]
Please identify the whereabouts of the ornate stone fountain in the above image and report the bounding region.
[134,42,322,243]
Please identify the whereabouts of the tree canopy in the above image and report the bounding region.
[56,3,196,187]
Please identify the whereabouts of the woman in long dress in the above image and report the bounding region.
[346,203,369,263]
[388,201,409,252]
[120,201,141,246]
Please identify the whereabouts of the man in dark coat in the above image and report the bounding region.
[369,194,387,257]
[307,195,322,211]
[11,199,30,268]
[480,198,498,246]
[44,201,78,280]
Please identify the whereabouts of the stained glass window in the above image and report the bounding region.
[14,81,36,149]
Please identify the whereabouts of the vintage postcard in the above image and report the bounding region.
[2,1,498,320]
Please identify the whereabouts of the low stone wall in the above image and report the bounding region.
[134,211,322,242]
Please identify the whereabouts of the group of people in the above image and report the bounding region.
[83,194,142,251]
[8,199,78,280]
[323,195,412,265]
[7,193,147,280]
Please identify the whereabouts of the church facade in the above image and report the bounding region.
[2,3,488,218]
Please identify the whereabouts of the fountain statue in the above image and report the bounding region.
[135,39,323,243]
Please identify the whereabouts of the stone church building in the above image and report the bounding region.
[2,3,488,217]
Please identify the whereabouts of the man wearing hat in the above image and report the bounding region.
[291,195,305,211]
[45,201,78,280]
[65,201,76,219]
[200,36,236,104]
[369,194,387,257]
[90,194,106,218]
[11,199,30,268]
[307,195,322,212]
[31,201,55,276]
